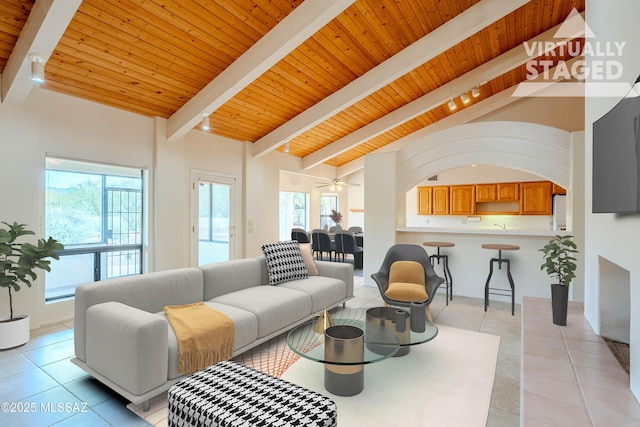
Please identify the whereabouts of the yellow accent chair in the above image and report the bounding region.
[371,244,445,323]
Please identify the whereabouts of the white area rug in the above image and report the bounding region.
[282,325,500,427]
[129,325,499,426]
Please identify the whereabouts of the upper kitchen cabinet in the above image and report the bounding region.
[520,181,552,215]
[432,186,450,215]
[497,182,520,201]
[476,184,497,202]
[450,185,475,215]
[552,183,567,195]
[417,186,432,215]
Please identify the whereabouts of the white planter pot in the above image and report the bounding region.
[0,315,30,349]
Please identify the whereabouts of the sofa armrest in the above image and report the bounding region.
[315,261,354,298]
[86,302,168,397]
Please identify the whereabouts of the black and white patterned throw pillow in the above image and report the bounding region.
[262,241,309,285]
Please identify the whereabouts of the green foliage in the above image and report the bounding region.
[0,222,64,319]
[539,235,578,286]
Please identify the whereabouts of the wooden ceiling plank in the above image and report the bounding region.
[44,76,175,117]
[79,1,231,78]
[46,54,186,111]
[300,15,582,170]
[63,16,213,87]
[1,0,81,105]
[167,0,355,142]
[54,36,200,100]
[252,0,530,158]
[144,0,266,60]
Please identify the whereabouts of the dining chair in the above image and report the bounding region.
[291,228,310,243]
[311,229,336,261]
[334,230,363,269]
[348,226,363,234]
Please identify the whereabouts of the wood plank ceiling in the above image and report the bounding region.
[0,0,585,169]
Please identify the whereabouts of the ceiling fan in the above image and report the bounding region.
[315,157,360,191]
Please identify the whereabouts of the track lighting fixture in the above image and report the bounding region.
[201,113,210,131]
[29,54,45,84]
[472,86,480,98]
[283,140,290,153]
[448,99,457,111]
[461,92,470,104]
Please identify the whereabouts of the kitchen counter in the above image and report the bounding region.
[396,227,568,237]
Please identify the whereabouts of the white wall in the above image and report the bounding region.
[585,0,640,398]
[0,87,276,327]
[0,88,155,327]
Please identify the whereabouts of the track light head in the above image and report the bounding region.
[461,92,470,104]
[29,54,45,84]
[283,140,290,153]
[201,113,210,131]
[448,99,457,111]
[472,86,481,98]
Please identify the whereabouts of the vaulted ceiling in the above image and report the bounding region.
[0,0,585,172]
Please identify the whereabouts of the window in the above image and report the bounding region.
[279,192,309,240]
[320,195,338,230]
[45,157,145,301]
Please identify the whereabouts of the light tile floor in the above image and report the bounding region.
[2,277,628,427]
[521,296,640,427]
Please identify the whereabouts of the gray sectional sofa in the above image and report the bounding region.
[71,256,353,409]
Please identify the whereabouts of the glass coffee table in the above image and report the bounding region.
[286,307,438,396]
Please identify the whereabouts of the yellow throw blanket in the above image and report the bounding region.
[164,302,235,375]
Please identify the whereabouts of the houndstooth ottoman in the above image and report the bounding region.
[168,361,337,427]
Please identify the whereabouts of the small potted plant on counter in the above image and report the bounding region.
[539,235,578,326]
[0,222,63,349]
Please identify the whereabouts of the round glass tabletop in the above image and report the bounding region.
[286,307,438,365]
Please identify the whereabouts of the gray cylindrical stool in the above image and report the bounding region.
[481,243,519,316]
[324,325,364,396]
[423,241,455,304]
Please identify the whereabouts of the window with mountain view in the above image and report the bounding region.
[44,157,145,301]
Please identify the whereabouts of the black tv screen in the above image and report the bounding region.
[592,76,640,213]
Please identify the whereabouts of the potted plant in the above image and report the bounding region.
[329,210,343,230]
[0,222,63,349]
[539,235,578,326]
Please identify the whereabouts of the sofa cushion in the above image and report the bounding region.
[158,303,259,380]
[261,241,308,285]
[201,258,265,301]
[299,243,319,275]
[279,276,347,313]
[210,286,312,338]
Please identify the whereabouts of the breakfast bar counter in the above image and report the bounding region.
[395,227,572,306]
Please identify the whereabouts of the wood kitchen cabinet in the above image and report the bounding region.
[497,182,520,201]
[450,185,475,215]
[476,184,496,202]
[520,181,552,215]
[417,186,432,215]
[432,186,450,215]
[552,183,566,195]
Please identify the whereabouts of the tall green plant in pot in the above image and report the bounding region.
[539,235,578,326]
[0,222,63,349]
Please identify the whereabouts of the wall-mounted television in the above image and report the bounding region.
[592,75,640,213]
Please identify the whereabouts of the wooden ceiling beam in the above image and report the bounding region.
[301,14,584,170]
[252,0,530,158]
[338,56,583,178]
[166,0,354,143]
[1,0,81,105]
